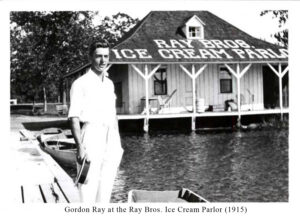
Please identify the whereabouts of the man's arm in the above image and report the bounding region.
[70,117,87,163]
[114,116,119,131]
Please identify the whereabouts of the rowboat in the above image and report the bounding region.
[37,129,77,167]
[128,188,208,203]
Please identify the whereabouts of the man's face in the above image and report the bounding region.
[91,47,109,74]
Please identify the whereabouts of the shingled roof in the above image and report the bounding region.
[110,11,288,63]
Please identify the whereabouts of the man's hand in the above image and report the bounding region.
[77,144,89,164]
[70,117,90,164]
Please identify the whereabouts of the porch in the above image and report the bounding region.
[63,62,289,132]
[110,62,288,132]
[118,108,289,120]
[117,107,289,132]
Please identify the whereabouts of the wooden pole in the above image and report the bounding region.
[192,65,196,115]
[63,90,66,106]
[43,87,47,112]
[145,65,149,117]
[144,65,149,132]
[267,63,288,121]
[192,65,196,131]
[180,64,207,131]
[225,63,251,128]
[131,64,162,132]
[236,64,241,126]
[279,64,283,120]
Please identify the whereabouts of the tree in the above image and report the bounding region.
[100,12,139,44]
[10,11,97,104]
[10,11,138,105]
[260,10,288,47]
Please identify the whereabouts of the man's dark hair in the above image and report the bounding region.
[89,40,110,57]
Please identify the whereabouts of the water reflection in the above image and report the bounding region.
[111,129,288,202]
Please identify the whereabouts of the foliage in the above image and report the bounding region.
[98,13,139,44]
[260,10,288,47]
[10,11,138,103]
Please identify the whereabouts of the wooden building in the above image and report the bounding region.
[63,11,289,132]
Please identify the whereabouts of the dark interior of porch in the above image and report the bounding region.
[263,65,289,109]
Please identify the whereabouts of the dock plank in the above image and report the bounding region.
[31,138,80,202]
[11,129,80,203]
[10,185,23,203]
[23,184,44,203]
[19,129,36,140]
[52,182,68,203]
[14,145,55,185]
[39,184,58,203]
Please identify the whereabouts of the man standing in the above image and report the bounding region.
[68,40,123,202]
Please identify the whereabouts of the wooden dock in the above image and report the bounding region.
[117,108,289,120]
[9,129,80,203]
[117,108,289,132]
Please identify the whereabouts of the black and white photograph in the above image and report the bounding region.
[2,0,300,222]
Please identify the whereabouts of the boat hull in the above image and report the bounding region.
[37,131,77,167]
[128,188,208,203]
[41,145,77,167]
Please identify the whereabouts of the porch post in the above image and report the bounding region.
[267,63,289,120]
[144,64,162,132]
[192,65,196,130]
[144,65,149,132]
[131,64,162,132]
[225,63,251,127]
[236,65,241,125]
[278,64,283,120]
[180,64,207,131]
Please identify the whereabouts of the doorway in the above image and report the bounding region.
[262,65,279,109]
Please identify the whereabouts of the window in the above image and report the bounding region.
[184,15,205,39]
[153,68,167,95]
[189,26,202,38]
[220,79,232,93]
[219,66,233,93]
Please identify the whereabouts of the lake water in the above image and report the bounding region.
[65,128,288,202]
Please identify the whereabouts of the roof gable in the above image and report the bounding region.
[183,15,205,40]
[185,15,206,26]
[111,11,288,63]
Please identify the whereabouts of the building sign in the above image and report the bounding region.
[112,39,288,60]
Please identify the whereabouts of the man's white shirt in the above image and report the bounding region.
[68,69,116,125]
